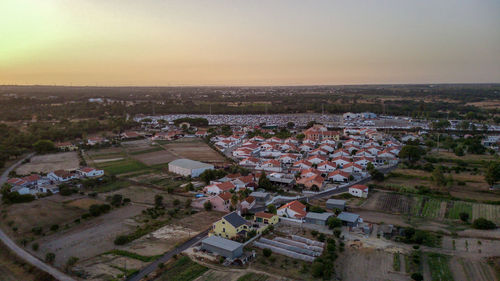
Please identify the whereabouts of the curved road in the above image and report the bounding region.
[0,153,76,281]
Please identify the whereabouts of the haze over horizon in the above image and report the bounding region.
[1,0,500,86]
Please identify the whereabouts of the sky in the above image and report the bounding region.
[1,0,499,86]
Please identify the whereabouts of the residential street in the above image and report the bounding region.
[0,153,76,281]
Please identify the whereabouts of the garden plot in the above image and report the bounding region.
[472,204,500,224]
[15,152,79,174]
[426,253,453,281]
[75,253,148,281]
[336,248,410,281]
[361,192,412,214]
[446,201,473,220]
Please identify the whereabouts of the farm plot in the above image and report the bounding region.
[336,248,410,281]
[130,149,177,166]
[361,192,412,214]
[95,159,148,175]
[472,204,500,225]
[450,257,497,281]
[163,140,226,163]
[421,198,443,220]
[427,253,453,281]
[446,201,473,220]
[120,139,152,153]
[15,151,79,174]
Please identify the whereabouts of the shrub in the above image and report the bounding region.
[114,235,130,245]
[32,243,39,251]
[203,201,212,211]
[411,272,423,281]
[50,224,59,232]
[45,253,56,264]
[472,218,496,230]
[263,248,272,257]
[459,212,469,222]
[32,226,43,235]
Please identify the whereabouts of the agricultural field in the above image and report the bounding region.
[95,159,149,175]
[15,151,80,174]
[162,139,226,164]
[130,149,177,165]
[335,248,410,281]
[155,256,208,281]
[471,204,500,225]
[426,253,454,281]
[360,192,412,214]
[446,201,473,220]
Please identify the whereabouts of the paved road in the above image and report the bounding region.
[127,229,210,281]
[0,154,76,281]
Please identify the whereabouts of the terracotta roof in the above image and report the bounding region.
[244,196,255,204]
[255,212,275,219]
[218,191,232,201]
[278,200,306,218]
[216,181,235,191]
[327,170,350,178]
[350,184,368,191]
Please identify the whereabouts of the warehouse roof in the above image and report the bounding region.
[305,212,334,221]
[326,199,346,206]
[337,212,360,223]
[169,158,213,170]
[202,236,243,252]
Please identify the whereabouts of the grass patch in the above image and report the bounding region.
[96,159,148,175]
[427,253,453,281]
[393,253,401,271]
[158,256,208,281]
[237,273,269,281]
[106,249,161,262]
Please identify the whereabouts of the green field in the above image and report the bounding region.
[96,159,148,175]
[446,202,473,220]
[129,147,164,155]
[393,253,401,271]
[421,198,442,219]
[411,196,424,216]
[157,256,208,281]
[472,204,500,224]
[427,253,453,281]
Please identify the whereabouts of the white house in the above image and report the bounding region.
[48,170,77,182]
[277,200,307,220]
[317,161,337,173]
[327,170,350,182]
[331,157,351,168]
[349,185,369,198]
[342,163,363,173]
[239,157,260,167]
[77,167,104,178]
[307,155,327,165]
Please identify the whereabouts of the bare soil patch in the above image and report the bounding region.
[34,204,146,267]
[65,198,106,210]
[131,150,177,166]
[163,140,226,164]
[15,151,79,174]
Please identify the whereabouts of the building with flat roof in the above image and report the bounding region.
[305,212,335,226]
[201,236,244,259]
[168,158,214,177]
[337,212,361,227]
[326,199,346,211]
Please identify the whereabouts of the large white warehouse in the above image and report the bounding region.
[168,158,214,177]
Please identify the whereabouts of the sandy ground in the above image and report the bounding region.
[65,198,106,210]
[163,140,226,163]
[1,195,86,237]
[76,253,148,281]
[93,157,124,163]
[15,152,79,174]
[34,204,146,267]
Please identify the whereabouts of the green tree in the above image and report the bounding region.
[45,253,56,264]
[431,166,447,187]
[459,212,469,222]
[472,218,496,230]
[266,204,277,214]
[263,248,272,257]
[399,145,425,163]
[485,161,500,186]
[111,194,123,207]
[327,217,342,229]
[155,194,164,208]
[33,140,56,154]
[204,201,212,211]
